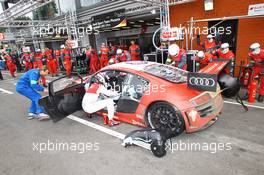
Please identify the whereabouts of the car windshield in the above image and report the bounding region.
[143,64,188,83]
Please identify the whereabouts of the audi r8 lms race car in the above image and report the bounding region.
[40,61,240,137]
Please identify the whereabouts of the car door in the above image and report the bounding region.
[116,73,149,113]
[39,75,85,122]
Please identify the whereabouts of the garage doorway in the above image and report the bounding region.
[208,20,239,54]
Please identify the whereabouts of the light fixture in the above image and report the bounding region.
[138,20,144,23]
[129,21,135,24]
[204,0,214,11]
[146,23,154,26]
[133,25,141,27]
[155,22,160,24]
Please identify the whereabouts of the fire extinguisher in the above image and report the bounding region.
[248,77,258,103]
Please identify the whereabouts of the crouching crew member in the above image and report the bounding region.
[82,74,120,127]
[167,44,187,70]
[16,67,50,120]
[196,51,213,69]
[115,49,131,62]
[215,43,235,76]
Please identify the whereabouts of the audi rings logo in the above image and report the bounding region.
[187,73,218,92]
[189,77,216,87]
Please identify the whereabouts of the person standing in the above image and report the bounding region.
[86,45,99,74]
[3,52,17,78]
[99,43,110,68]
[22,47,33,71]
[44,48,58,77]
[61,45,72,77]
[129,40,141,61]
[33,49,47,87]
[16,67,50,120]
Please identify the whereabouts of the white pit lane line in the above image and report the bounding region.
[0,88,14,95]
[224,100,264,110]
[67,115,151,150]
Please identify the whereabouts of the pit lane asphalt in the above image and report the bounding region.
[0,71,264,175]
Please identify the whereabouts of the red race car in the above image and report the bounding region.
[40,61,239,136]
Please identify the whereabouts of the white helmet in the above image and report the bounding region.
[168,44,180,56]
[207,34,213,39]
[109,58,115,65]
[221,43,230,54]
[116,49,122,55]
[61,45,65,49]
[36,49,41,52]
[250,43,261,55]
[197,51,205,58]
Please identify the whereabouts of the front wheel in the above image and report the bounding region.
[147,102,185,137]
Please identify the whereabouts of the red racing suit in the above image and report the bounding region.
[44,50,57,76]
[22,53,33,71]
[33,53,44,69]
[216,49,235,76]
[86,49,99,74]
[248,50,264,96]
[100,47,110,68]
[196,53,213,69]
[201,40,218,54]
[61,49,72,76]
[54,50,60,70]
[171,49,187,70]
[4,54,16,77]
[129,44,140,61]
[116,50,131,62]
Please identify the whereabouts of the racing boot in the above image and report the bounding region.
[108,119,120,127]
[258,95,264,103]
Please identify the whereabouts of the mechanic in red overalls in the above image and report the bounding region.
[196,51,213,69]
[54,49,61,72]
[129,40,140,61]
[115,49,131,62]
[22,48,33,71]
[61,45,72,77]
[168,44,187,70]
[82,73,120,126]
[99,43,110,69]
[86,46,99,74]
[247,43,264,102]
[199,34,218,54]
[44,48,57,77]
[34,49,47,87]
[215,43,236,76]
[4,52,16,77]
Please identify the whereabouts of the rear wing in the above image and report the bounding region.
[187,60,229,92]
[199,60,229,75]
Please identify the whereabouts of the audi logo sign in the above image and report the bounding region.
[187,73,218,92]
